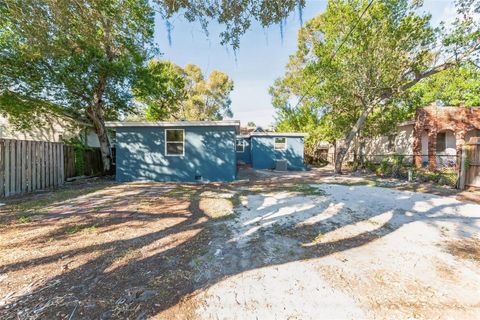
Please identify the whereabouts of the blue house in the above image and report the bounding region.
[107,120,306,182]
[107,121,239,182]
[236,132,306,170]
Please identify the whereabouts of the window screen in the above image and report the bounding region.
[165,129,184,156]
[236,139,245,152]
[274,137,287,150]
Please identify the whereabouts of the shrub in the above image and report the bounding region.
[376,157,392,177]
[364,161,377,173]
[413,168,457,188]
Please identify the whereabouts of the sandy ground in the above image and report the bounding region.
[192,184,480,320]
[2,170,480,319]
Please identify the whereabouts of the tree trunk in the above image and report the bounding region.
[89,109,111,172]
[334,105,374,173]
[86,76,111,172]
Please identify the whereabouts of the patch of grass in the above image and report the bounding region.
[365,219,380,226]
[329,180,378,187]
[272,223,283,234]
[84,223,99,232]
[311,233,325,245]
[65,225,82,234]
[18,214,32,224]
[166,185,198,198]
[190,257,202,268]
[291,183,327,196]
[229,191,251,211]
[415,169,458,187]
[64,223,99,235]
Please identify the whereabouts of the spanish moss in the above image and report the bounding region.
[279,18,284,45]
[298,2,303,26]
[165,20,173,46]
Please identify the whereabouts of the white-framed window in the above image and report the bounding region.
[236,139,245,152]
[165,129,184,156]
[274,137,287,150]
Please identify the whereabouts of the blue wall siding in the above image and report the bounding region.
[236,138,251,164]
[116,126,237,182]
[251,136,305,170]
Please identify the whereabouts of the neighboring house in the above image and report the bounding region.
[236,132,306,170]
[0,114,101,147]
[413,104,480,170]
[107,120,306,182]
[336,103,480,169]
[238,125,274,136]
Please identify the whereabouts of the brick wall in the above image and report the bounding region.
[413,103,480,170]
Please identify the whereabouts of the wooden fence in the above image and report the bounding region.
[460,137,480,189]
[63,146,106,179]
[0,139,64,197]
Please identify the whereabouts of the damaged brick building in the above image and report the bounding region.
[413,104,480,170]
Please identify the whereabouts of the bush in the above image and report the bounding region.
[360,154,458,188]
[376,157,393,177]
[364,161,377,173]
[414,168,457,187]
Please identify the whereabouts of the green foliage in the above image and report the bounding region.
[1,0,307,170]
[63,137,92,176]
[136,61,234,121]
[0,0,155,128]
[18,214,32,224]
[364,161,377,173]
[377,157,393,177]
[365,156,458,187]
[391,154,405,166]
[409,62,480,107]
[414,169,458,187]
[271,0,479,169]
[154,0,305,49]
[65,225,82,234]
[133,60,186,120]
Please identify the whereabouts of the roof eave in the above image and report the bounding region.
[105,120,241,134]
[249,132,307,137]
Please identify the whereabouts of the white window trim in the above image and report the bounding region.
[236,139,245,153]
[274,137,287,151]
[165,128,185,156]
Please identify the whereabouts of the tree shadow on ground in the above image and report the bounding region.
[1,179,479,319]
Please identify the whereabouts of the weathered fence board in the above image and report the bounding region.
[0,140,4,196]
[15,141,21,194]
[39,142,44,190]
[0,139,64,197]
[460,137,480,189]
[22,141,27,193]
[5,140,10,197]
[32,142,37,191]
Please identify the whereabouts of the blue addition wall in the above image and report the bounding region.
[236,137,251,164]
[251,136,305,170]
[115,126,237,182]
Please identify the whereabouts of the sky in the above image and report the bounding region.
[154,0,457,127]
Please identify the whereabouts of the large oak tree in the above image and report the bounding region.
[1,0,305,171]
[271,0,479,173]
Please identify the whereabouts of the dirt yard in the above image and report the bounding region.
[1,169,480,319]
